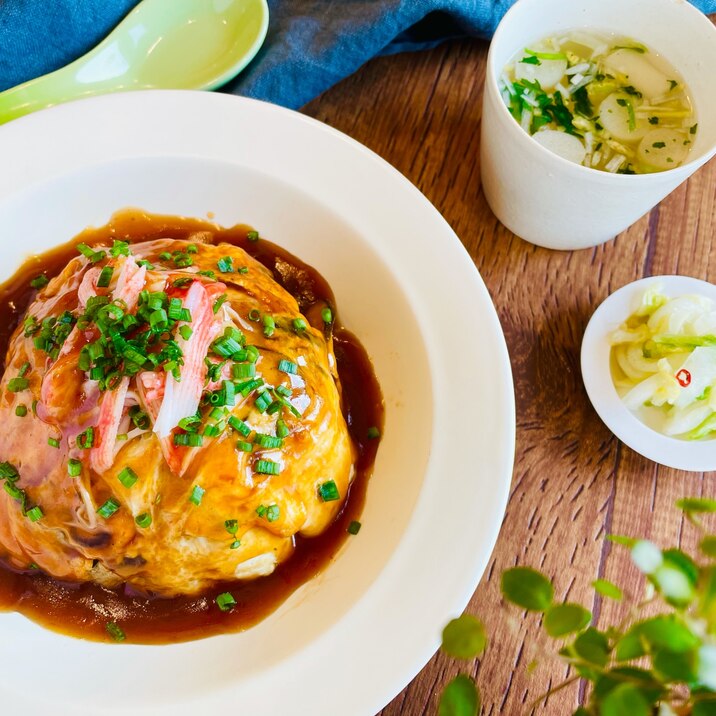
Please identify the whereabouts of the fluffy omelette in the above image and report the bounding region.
[0,235,356,596]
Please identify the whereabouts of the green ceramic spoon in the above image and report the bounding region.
[0,0,269,124]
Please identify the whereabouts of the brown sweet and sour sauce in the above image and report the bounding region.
[0,210,383,644]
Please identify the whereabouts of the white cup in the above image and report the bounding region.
[480,0,716,250]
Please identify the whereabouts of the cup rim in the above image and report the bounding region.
[485,0,716,181]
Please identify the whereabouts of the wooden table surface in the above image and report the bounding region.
[302,26,716,716]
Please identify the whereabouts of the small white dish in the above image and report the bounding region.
[581,275,716,472]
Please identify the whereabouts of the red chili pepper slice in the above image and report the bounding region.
[676,369,692,388]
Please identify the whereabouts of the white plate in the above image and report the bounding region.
[582,275,716,472]
[0,91,515,715]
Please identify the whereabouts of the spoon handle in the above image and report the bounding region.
[0,70,101,125]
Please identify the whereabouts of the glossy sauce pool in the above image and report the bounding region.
[0,210,383,644]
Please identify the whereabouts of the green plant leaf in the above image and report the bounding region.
[544,603,591,637]
[442,614,487,660]
[676,497,716,513]
[594,667,664,703]
[501,567,553,612]
[652,647,698,682]
[593,579,623,601]
[599,683,650,716]
[438,674,480,716]
[573,628,611,667]
[700,536,716,559]
[607,535,637,547]
[638,615,700,653]
[662,548,699,586]
[614,630,646,662]
[694,700,716,716]
[573,709,591,716]
[702,567,716,623]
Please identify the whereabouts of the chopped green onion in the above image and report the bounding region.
[292,318,307,333]
[232,362,256,379]
[179,325,193,341]
[135,512,152,528]
[105,622,126,642]
[263,314,275,337]
[274,385,292,398]
[159,252,172,261]
[246,230,259,242]
[255,459,280,475]
[116,433,128,441]
[26,506,43,522]
[347,520,362,535]
[255,390,273,412]
[76,243,106,263]
[254,434,283,449]
[524,48,567,60]
[318,480,340,502]
[174,432,204,447]
[367,426,381,439]
[248,309,260,322]
[245,345,260,363]
[217,256,234,273]
[67,459,82,477]
[189,484,205,506]
[118,466,139,489]
[172,277,194,288]
[237,378,263,397]
[31,400,38,416]
[30,275,49,289]
[8,377,29,392]
[149,308,169,331]
[97,266,114,288]
[213,294,228,314]
[266,504,280,522]
[203,424,222,438]
[228,416,252,437]
[230,540,241,549]
[129,406,150,430]
[76,427,95,449]
[167,297,183,320]
[198,269,216,279]
[210,407,226,421]
[276,419,289,438]
[216,592,236,611]
[110,240,130,257]
[48,437,60,449]
[266,400,282,415]
[278,359,298,375]
[225,519,239,535]
[187,244,198,254]
[237,266,248,274]
[97,497,120,519]
[15,405,27,417]
[178,414,202,432]
[237,440,253,452]
[321,307,333,324]
[0,462,19,480]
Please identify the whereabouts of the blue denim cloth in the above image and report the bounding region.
[1,0,714,109]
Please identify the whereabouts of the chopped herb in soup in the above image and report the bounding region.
[500,31,697,174]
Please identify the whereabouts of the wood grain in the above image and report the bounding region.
[302,28,716,716]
